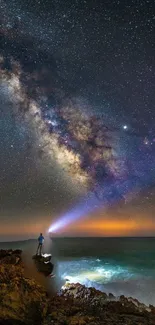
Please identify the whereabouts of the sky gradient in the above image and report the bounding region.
[1,0,155,239]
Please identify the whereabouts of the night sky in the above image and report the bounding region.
[1,0,155,239]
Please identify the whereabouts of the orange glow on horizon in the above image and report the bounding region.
[0,220,49,237]
[1,213,155,237]
[65,218,155,236]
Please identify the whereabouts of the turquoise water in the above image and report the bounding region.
[53,237,155,305]
[1,237,155,305]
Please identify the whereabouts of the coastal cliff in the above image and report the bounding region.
[0,250,155,325]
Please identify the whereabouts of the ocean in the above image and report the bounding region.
[1,237,155,306]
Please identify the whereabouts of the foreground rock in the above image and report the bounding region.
[0,249,50,325]
[32,254,54,276]
[61,282,155,324]
[0,250,155,325]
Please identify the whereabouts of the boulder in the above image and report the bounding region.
[32,254,53,276]
[0,250,155,325]
[32,254,52,263]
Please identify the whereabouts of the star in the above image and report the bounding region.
[123,125,128,130]
[1,0,155,242]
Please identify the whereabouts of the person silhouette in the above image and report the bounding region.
[36,233,44,255]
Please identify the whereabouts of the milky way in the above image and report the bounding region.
[1,9,155,209]
[0,29,123,197]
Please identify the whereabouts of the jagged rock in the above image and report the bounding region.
[32,254,54,276]
[61,282,155,324]
[109,292,115,300]
[32,254,52,263]
[0,250,22,267]
[0,250,155,325]
[0,250,50,324]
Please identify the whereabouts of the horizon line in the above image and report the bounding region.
[0,235,155,243]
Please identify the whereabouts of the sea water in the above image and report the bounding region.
[53,237,155,306]
[1,237,155,306]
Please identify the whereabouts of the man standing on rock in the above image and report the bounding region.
[36,233,44,255]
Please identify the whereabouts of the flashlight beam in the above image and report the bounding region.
[48,166,155,234]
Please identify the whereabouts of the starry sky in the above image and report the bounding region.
[1,0,155,239]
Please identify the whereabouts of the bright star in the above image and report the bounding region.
[123,125,127,130]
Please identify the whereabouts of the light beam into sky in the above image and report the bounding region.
[48,193,100,233]
[48,167,155,234]
[1,10,155,239]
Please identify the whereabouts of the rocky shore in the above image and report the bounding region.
[0,249,155,325]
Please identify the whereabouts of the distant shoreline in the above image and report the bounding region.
[0,236,155,243]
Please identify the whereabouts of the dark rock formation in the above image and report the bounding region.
[61,282,155,324]
[0,250,155,325]
[0,250,50,325]
[32,254,54,276]
[32,254,52,263]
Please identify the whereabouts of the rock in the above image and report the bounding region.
[108,292,115,300]
[0,250,155,325]
[34,260,54,276]
[13,249,22,255]
[61,282,155,324]
[32,254,54,276]
[0,254,21,265]
[32,254,52,263]
[0,249,50,324]
[0,250,22,266]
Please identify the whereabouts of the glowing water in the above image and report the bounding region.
[54,237,155,306]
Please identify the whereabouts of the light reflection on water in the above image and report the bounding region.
[57,257,155,306]
[0,237,155,305]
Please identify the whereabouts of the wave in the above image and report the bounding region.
[57,258,155,306]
